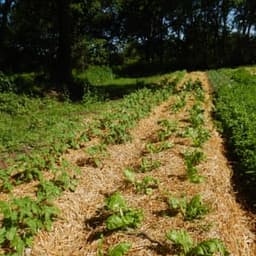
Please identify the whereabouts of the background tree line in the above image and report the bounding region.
[0,0,255,95]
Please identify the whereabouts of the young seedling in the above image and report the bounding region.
[123,169,159,195]
[184,149,205,167]
[98,234,131,256]
[157,119,178,141]
[139,158,161,172]
[145,141,174,154]
[105,192,143,231]
[108,242,132,256]
[166,229,230,256]
[186,165,205,184]
[189,103,204,128]
[172,94,187,113]
[168,194,209,220]
[86,143,108,167]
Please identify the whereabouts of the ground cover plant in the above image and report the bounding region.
[208,68,256,209]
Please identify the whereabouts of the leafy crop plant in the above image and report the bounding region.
[166,229,230,256]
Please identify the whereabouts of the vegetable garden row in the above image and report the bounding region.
[208,67,256,209]
[0,69,255,255]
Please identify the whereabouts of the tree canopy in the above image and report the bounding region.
[0,0,255,91]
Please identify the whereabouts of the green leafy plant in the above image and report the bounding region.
[145,141,174,153]
[166,229,229,256]
[184,195,209,221]
[97,235,131,256]
[108,242,131,256]
[157,119,178,141]
[184,150,205,167]
[136,176,159,195]
[188,239,230,256]
[105,192,143,230]
[0,197,59,255]
[166,229,193,254]
[124,169,159,194]
[172,94,187,113]
[168,195,208,220]
[189,104,204,128]
[37,180,62,201]
[183,127,210,147]
[139,158,161,172]
[186,165,205,184]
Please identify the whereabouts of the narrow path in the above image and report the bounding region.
[31,72,255,256]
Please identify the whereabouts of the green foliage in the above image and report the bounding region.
[0,72,15,93]
[157,119,178,141]
[105,192,128,212]
[166,229,193,254]
[77,66,114,86]
[106,209,143,230]
[86,143,108,167]
[189,104,204,128]
[184,195,209,221]
[183,149,206,183]
[183,127,210,147]
[108,242,131,256]
[124,169,159,194]
[208,68,256,207]
[182,79,203,92]
[168,195,209,220]
[0,197,59,255]
[136,176,159,194]
[230,68,255,85]
[105,193,143,230]
[172,94,187,113]
[145,142,174,154]
[166,229,229,256]
[188,239,230,256]
[97,235,131,256]
[139,158,161,173]
[184,150,205,167]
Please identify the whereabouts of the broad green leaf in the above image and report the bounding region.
[108,242,131,256]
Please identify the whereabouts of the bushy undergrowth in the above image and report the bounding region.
[208,68,256,209]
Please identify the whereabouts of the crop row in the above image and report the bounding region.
[208,68,256,209]
[93,78,229,255]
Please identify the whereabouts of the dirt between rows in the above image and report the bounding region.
[30,72,255,256]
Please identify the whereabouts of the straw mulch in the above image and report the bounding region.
[29,72,255,256]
